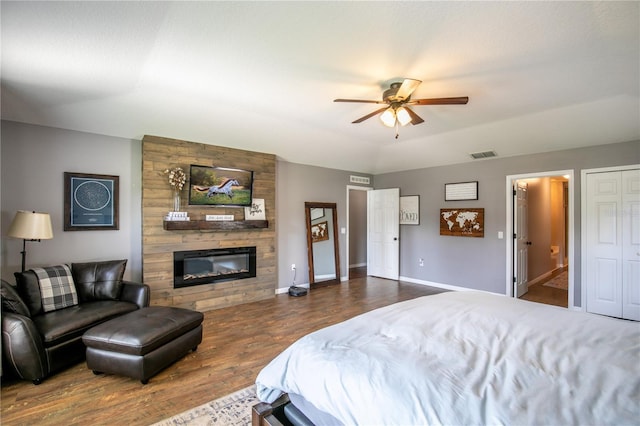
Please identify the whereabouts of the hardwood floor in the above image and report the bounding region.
[519,282,568,308]
[1,277,444,426]
[519,270,568,308]
[348,265,367,279]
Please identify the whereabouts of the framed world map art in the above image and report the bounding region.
[440,208,484,237]
[311,220,329,242]
[64,172,119,231]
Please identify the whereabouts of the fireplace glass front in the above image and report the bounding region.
[173,247,256,288]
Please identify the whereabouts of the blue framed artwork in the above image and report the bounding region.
[64,172,119,231]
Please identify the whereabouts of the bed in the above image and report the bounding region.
[253,291,640,425]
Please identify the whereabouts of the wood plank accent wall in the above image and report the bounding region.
[142,135,276,311]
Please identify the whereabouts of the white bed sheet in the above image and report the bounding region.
[256,291,640,425]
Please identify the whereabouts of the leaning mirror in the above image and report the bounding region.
[305,202,340,287]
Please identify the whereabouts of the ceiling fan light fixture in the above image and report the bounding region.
[335,78,468,135]
[396,107,411,126]
[380,108,396,127]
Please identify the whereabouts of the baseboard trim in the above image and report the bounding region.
[527,271,554,288]
[277,277,504,296]
[399,276,503,295]
[527,266,567,288]
[275,283,309,295]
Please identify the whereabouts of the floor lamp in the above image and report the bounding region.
[7,210,54,272]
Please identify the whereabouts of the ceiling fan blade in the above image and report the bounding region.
[334,98,386,104]
[409,96,469,105]
[352,107,389,123]
[395,78,422,100]
[405,107,424,125]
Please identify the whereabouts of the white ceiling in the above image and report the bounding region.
[1,1,638,174]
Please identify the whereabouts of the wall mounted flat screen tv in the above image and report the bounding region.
[188,165,254,207]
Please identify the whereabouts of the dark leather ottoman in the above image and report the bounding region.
[82,306,203,384]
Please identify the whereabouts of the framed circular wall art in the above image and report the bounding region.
[64,172,119,231]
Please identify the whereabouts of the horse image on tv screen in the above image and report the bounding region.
[188,165,254,207]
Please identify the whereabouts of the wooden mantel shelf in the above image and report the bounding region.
[163,220,268,231]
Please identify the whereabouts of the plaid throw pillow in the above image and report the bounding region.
[32,265,79,312]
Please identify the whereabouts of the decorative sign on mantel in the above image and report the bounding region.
[205,214,234,221]
[165,211,190,221]
[445,181,478,201]
[244,198,266,220]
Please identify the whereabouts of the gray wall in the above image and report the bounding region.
[3,119,637,303]
[1,120,142,282]
[374,140,640,303]
[348,189,367,267]
[527,178,553,281]
[0,120,371,291]
[275,161,371,289]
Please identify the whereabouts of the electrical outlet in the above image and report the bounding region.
[291,264,296,271]
[419,258,424,267]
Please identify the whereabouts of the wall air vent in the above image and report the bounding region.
[470,150,497,160]
[350,175,370,184]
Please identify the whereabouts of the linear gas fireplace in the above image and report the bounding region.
[173,247,257,288]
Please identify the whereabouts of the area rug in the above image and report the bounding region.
[152,385,258,426]
[542,270,568,290]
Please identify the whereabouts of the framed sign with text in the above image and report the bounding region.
[400,195,420,225]
[64,172,119,231]
[445,181,478,201]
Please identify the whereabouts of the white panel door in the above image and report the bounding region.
[622,170,640,320]
[367,188,399,280]
[514,182,529,297]
[586,171,623,317]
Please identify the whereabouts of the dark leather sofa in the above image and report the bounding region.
[1,259,150,384]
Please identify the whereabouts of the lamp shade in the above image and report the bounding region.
[380,108,396,127]
[7,210,53,240]
[396,107,411,126]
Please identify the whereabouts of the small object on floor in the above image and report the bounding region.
[289,286,308,297]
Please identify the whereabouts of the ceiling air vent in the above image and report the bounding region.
[470,150,497,160]
[350,175,370,184]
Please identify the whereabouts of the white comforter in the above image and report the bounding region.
[256,291,640,425]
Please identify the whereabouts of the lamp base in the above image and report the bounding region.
[20,239,26,272]
[19,238,41,272]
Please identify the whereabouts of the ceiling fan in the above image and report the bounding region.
[334,78,468,138]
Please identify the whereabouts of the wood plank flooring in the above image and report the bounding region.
[519,282,568,308]
[519,269,568,308]
[1,277,444,426]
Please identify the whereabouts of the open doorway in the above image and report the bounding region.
[346,185,370,279]
[506,170,575,309]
